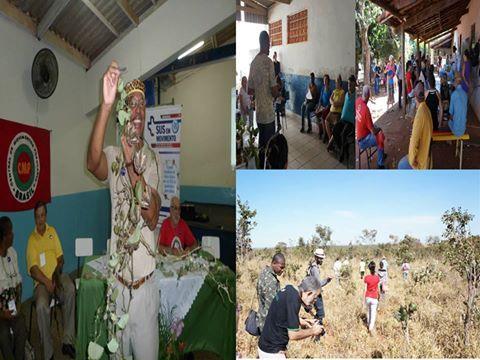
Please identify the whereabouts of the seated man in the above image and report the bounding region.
[158,196,197,255]
[27,201,76,360]
[447,72,468,137]
[315,74,332,140]
[440,73,451,122]
[330,75,355,160]
[300,72,319,133]
[398,82,433,169]
[258,276,324,358]
[0,217,26,360]
[356,86,386,168]
[325,75,345,149]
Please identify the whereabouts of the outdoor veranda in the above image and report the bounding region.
[357,0,480,169]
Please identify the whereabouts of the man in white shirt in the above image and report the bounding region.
[248,31,279,167]
[0,217,26,360]
[87,61,162,360]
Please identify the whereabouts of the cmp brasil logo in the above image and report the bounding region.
[6,132,40,203]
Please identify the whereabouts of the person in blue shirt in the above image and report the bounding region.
[315,74,332,141]
[330,75,356,162]
[446,73,468,136]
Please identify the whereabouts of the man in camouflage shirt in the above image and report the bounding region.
[307,248,332,324]
[256,253,285,332]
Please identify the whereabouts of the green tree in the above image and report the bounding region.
[236,196,257,259]
[358,229,377,245]
[356,0,382,85]
[441,207,479,348]
[298,236,305,248]
[394,235,418,265]
[312,225,332,249]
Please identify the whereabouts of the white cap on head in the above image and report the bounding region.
[314,248,325,258]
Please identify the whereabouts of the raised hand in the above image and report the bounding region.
[103,60,121,106]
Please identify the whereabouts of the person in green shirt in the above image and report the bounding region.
[256,253,285,333]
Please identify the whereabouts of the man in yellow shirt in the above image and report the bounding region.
[26,201,76,360]
[398,82,433,169]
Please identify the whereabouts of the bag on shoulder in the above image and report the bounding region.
[245,309,260,336]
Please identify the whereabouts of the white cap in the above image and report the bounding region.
[314,248,325,258]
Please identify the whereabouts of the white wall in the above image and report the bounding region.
[0,17,115,197]
[85,0,235,114]
[161,59,235,188]
[236,21,268,87]
[268,0,355,78]
[454,0,480,119]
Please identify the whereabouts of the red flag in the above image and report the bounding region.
[0,118,51,211]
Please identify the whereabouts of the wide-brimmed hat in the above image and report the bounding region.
[314,248,325,258]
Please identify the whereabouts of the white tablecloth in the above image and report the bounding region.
[86,256,207,321]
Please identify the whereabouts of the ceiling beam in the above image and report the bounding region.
[273,0,292,4]
[115,0,139,26]
[37,0,72,39]
[80,0,119,37]
[244,0,266,11]
[402,0,461,29]
[0,0,90,68]
[425,28,455,43]
[420,19,461,41]
[236,5,267,16]
[369,0,404,21]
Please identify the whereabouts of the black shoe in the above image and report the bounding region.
[62,344,76,359]
[307,128,312,133]
[300,128,305,133]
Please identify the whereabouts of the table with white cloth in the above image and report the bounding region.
[75,253,235,359]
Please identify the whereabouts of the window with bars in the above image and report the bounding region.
[269,20,282,46]
[287,9,308,44]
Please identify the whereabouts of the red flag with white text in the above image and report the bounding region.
[0,118,51,211]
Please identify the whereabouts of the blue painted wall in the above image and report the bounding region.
[0,186,234,300]
[0,189,111,301]
[180,185,235,206]
[282,73,347,121]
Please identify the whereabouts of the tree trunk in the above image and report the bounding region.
[363,34,371,87]
[464,278,478,347]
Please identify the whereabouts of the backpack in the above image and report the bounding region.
[245,309,260,336]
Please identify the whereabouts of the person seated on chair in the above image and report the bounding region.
[356,86,386,169]
[398,82,433,170]
[325,75,345,150]
[158,196,198,256]
[440,73,451,123]
[300,72,319,133]
[444,72,468,137]
[0,216,26,360]
[265,133,288,169]
[315,74,332,141]
[26,201,76,360]
[330,75,355,159]
[274,75,287,132]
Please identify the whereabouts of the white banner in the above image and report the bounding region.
[144,105,182,224]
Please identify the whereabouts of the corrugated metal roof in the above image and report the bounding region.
[3,0,159,67]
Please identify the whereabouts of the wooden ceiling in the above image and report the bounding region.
[372,0,471,42]
[236,0,291,22]
[0,0,165,69]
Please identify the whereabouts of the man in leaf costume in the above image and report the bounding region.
[87,60,163,359]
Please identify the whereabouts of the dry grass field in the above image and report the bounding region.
[236,246,480,358]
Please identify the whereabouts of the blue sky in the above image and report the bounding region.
[236,171,480,248]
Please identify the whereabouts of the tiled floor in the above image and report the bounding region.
[280,111,350,169]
